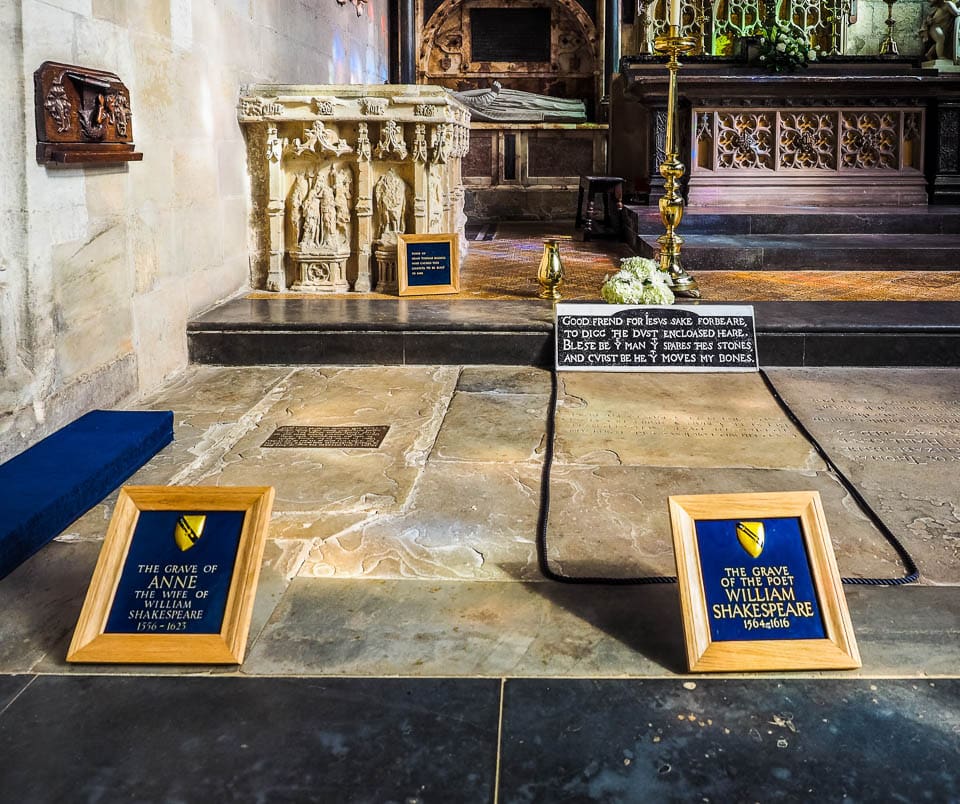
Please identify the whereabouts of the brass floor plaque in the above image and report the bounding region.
[262,425,390,449]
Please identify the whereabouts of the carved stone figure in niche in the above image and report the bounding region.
[923,0,960,62]
[374,169,408,241]
[334,168,353,249]
[452,82,587,123]
[291,166,354,253]
[287,173,309,246]
[428,172,444,232]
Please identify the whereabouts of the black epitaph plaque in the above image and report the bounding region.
[470,8,551,63]
[262,425,390,449]
[555,304,758,372]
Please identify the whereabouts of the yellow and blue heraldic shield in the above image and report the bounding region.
[173,514,207,552]
[736,521,765,559]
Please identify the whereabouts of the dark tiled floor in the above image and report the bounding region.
[499,678,960,803]
[2,675,957,802]
[0,676,500,803]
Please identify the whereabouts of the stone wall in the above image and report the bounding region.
[0,1,389,462]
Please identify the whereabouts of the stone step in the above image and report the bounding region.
[634,233,960,271]
[188,298,960,368]
[624,205,960,236]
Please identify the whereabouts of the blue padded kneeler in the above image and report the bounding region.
[0,410,173,579]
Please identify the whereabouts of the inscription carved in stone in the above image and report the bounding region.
[262,425,389,449]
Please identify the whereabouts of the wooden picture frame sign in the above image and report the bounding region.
[397,233,459,296]
[68,485,274,665]
[668,491,861,673]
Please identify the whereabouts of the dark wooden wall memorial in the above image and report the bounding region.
[34,61,143,166]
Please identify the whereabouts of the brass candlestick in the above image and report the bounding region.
[653,26,700,299]
[537,238,565,300]
[879,0,899,56]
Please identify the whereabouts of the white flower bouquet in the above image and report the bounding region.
[754,24,817,72]
[600,256,675,305]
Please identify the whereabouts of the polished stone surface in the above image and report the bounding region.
[0,676,500,803]
[499,678,960,802]
[766,368,960,584]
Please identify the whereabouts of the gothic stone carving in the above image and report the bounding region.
[238,84,470,294]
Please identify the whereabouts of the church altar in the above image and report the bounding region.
[612,60,960,206]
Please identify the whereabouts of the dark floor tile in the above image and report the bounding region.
[0,675,32,713]
[803,334,960,366]
[189,332,405,365]
[499,678,960,803]
[404,332,553,366]
[0,676,499,803]
[756,334,805,366]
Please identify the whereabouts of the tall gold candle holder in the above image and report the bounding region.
[653,26,700,299]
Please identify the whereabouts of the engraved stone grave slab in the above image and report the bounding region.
[191,366,459,514]
[262,425,389,449]
[544,466,903,581]
[555,373,823,470]
[765,368,960,584]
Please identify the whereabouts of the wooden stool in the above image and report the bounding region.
[575,175,625,241]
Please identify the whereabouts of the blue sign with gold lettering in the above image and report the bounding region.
[695,516,826,642]
[405,240,452,287]
[104,510,245,635]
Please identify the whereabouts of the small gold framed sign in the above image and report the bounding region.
[397,233,459,296]
[668,491,860,673]
[67,485,275,664]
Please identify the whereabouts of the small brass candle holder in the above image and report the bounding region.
[879,0,900,57]
[653,26,700,299]
[537,238,565,300]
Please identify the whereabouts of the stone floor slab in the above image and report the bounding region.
[555,373,823,470]
[766,368,960,584]
[0,676,500,803]
[187,366,459,514]
[455,365,552,394]
[298,460,543,581]
[431,390,548,463]
[544,465,905,581]
[498,678,960,802]
[242,580,960,679]
[0,541,102,673]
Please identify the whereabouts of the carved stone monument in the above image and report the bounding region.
[238,85,470,293]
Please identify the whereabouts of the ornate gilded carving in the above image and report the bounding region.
[289,120,353,157]
[43,79,71,133]
[841,112,898,169]
[779,112,836,169]
[717,112,774,169]
[375,120,408,160]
